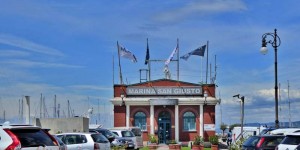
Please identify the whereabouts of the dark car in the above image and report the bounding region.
[242,135,285,150]
[89,128,115,143]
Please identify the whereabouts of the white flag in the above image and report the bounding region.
[165,45,178,65]
[119,45,137,63]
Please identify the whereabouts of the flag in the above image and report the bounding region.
[165,45,178,65]
[119,45,137,63]
[145,39,150,65]
[180,45,206,61]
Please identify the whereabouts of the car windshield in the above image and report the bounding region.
[243,136,260,147]
[91,134,109,143]
[121,131,134,137]
[10,129,56,147]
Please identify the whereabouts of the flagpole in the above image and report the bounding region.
[206,41,209,84]
[177,38,179,81]
[201,53,203,84]
[117,41,123,84]
[112,55,114,86]
[147,38,151,81]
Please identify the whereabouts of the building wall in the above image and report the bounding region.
[179,105,200,141]
[114,105,126,127]
[33,117,89,134]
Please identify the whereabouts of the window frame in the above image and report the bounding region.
[134,111,147,131]
[183,111,196,131]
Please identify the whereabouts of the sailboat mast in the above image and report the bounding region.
[288,80,291,127]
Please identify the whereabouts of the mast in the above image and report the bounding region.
[288,80,291,127]
[68,100,70,118]
[54,95,57,118]
[40,93,42,118]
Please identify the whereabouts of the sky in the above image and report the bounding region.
[0,0,300,128]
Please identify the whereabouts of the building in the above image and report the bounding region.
[111,78,219,143]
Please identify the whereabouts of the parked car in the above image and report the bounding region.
[53,135,67,150]
[56,132,111,150]
[276,132,300,150]
[242,135,285,150]
[270,128,300,135]
[89,128,115,143]
[111,132,135,149]
[0,121,59,150]
[110,129,143,150]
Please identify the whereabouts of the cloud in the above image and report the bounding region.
[0,34,64,56]
[68,85,112,91]
[0,50,30,57]
[0,59,83,68]
[153,0,247,23]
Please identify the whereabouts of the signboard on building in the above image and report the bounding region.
[204,124,215,131]
[126,86,202,96]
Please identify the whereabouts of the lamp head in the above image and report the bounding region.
[204,90,208,98]
[260,37,268,55]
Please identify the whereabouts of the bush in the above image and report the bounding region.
[209,135,219,145]
[193,135,204,145]
[148,134,157,144]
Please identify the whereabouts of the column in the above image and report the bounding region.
[200,104,204,137]
[126,105,130,128]
[175,105,179,142]
[150,105,154,134]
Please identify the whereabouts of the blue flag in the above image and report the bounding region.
[180,45,206,61]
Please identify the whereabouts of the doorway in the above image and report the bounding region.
[158,111,171,144]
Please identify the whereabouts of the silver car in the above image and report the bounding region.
[56,132,111,150]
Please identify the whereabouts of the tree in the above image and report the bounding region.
[220,123,227,136]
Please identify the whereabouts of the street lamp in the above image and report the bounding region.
[204,90,208,105]
[120,93,125,106]
[260,29,281,129]
[233,94,245,139]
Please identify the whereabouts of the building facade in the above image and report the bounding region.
[111,79,219,143]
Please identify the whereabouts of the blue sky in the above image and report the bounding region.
[0,0,300,128]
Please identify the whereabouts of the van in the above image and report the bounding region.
[110,127,143,150]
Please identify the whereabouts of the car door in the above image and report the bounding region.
[64,134,83,150]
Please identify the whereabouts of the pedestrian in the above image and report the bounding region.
[227,130,232,146]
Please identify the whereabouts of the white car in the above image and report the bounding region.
[56,132,111,150]
[110,129,143,150]
[276,132,300,150]
[0,121,59,150]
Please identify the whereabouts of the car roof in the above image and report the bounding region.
[56,132,98,135]
[285,132,300,136]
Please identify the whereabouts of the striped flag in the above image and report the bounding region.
[165,45,178,65]
[119,45,137,63]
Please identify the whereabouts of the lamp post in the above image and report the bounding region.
[233,94,244,139]
[260,29,281,129]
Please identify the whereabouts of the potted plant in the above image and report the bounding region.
[209,135,219,150]
[168,140,181,150]
[148,134,158,150]
[192,135,204,150]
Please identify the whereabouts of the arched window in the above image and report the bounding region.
[134,112,146,131]
[183,111,196,131]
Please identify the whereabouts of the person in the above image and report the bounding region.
[227,130,232,146]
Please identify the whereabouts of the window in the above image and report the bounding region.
[134,111,147,131]
[183,111,196,131]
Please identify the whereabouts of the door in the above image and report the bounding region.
[158,111,171,144]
